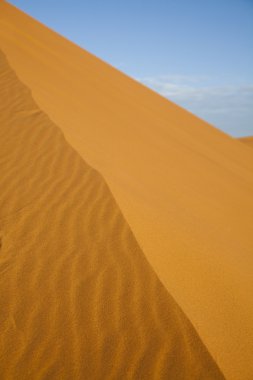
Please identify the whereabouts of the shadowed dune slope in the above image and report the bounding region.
[0,2,253,379]
[0,50,225,379]
[238,136,253,149]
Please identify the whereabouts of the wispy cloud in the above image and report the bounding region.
[137,75,253,136]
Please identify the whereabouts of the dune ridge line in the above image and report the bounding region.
[1,2,253,378]
[0,49,225,379]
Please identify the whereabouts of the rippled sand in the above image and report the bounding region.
[0,49,224,379]
[0,1,253,379]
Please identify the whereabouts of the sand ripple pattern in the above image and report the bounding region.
[0,50,224,379]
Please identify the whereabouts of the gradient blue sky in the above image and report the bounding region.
[9,0,253,136]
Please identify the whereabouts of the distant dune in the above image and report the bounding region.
[238,136,253,149]
[0,1,253,379]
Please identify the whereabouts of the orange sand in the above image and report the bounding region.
[0,1,253,379]
[0,47,224,380]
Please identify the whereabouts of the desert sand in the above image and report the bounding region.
[0,1,253,379]
[0,47,224,379]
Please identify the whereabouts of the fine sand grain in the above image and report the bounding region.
[1,1,253,379]
[0,49,224,379]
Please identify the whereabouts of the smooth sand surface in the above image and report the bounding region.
[238,136,253,149]
[0,1,253,379]
[0,48,224,380]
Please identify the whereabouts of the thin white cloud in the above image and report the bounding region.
[137,75,253,136]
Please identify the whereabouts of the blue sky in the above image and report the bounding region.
[9,0,253,136]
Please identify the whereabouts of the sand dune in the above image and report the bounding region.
[238,136,253,149]
[0,1,253,379]
[0,48,224,379]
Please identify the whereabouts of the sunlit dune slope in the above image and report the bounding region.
[0,1,253,379]
[238,136,253,149]
[0,49,225,380]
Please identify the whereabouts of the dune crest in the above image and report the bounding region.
[0,49,225,379]
[1,2,253,379]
